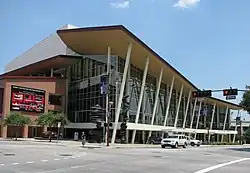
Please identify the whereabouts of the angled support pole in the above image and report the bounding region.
[111,42,132,144]
[182,90,191,128]
[174,84,183,127]
[148,68,163,139]
[194,100,203,139]
[131,56,150,144]
[221,106,229,143]
[208,103,216,143]
[190,98,197,129]
[161,76,175,138]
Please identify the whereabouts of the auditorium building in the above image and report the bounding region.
[0,24,241,144]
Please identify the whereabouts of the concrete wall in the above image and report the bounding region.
[0,77,66,138]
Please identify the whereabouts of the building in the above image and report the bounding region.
[0,24,242,144]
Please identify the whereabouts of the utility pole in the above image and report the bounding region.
[240,120,243,145]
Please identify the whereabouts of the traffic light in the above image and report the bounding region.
[236,117,241,125]
[104,122,113,127]
[192,90,212,98]
[90,104,105,122]
[120,122,127,131]
[223,88,238,96]
[96,121,102,129]
[122,95,130,122]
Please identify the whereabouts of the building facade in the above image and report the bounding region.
[0,25,241,144]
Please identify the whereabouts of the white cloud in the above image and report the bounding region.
[110,0,131,9]
[173,0,200,8]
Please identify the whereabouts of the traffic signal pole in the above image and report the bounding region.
[106,47,111,147]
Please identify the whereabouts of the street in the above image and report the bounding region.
[0,141,250,173]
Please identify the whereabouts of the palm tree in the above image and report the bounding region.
[4,111,31,140]
[36,111,69,142]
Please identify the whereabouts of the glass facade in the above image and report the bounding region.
[66,53,232,143]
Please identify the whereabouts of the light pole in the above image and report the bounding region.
[106,101,113,147]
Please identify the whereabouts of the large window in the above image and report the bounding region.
[49,94,62,106]
[68,55,118,123]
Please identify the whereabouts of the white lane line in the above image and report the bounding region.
[71,156,76,159]
[26,161,35,164]
[194,158,250,173]
[54,158,60,161]
[63,157,69,160]
[71,166,80,169]
[0,163,5,166]
[41,160,49,162]
[12,163,20,165]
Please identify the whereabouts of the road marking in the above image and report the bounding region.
[63,157,69,160]
[26,161,35,164]
[41,160,48,162]
[54,158,60,161]
[12,162,20,165]
[194,158,250,173]
[0,164,5,166]
[71,156,76,159]
[71,166,80,169]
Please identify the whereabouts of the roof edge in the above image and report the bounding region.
[58,25,241,109]
[0,54,82,77]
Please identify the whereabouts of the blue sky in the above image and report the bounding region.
[0,0,249,119]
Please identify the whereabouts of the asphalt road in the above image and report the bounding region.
[0,141,250,173]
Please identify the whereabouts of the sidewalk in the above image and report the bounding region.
[1,138,249,149]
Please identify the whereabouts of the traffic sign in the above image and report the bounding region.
[226,95,236,100]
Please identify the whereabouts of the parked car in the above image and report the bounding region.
[148,136,162,144]
[185,136,201,147]
[161,134,187,148]
[41,131,58,139]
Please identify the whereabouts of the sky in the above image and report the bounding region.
[0,0,249,119]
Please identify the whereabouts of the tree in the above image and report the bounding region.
[4,111,31,140]
[36,111,69,142]
[239,88,250,114]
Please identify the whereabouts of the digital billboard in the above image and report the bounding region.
[10,85,45,113]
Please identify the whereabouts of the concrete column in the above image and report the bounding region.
[141,90,146,143]
[208,103,216,142]
[111,42,132,144]
[23,125,28,138]
[190,98,197,129]
[148,68,163,139]
[1,126,7,138]
[163,76,175,127]
[221,106,229,142]
[131,57,150,144]
[182,90,191,128]
[50,68,54,77]
[194,100,202,139]
[174,84,183,127]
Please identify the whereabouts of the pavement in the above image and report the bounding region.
[0,139,250,173]
[0,138,247,149]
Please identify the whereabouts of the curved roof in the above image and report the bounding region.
[57,25,241,110]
